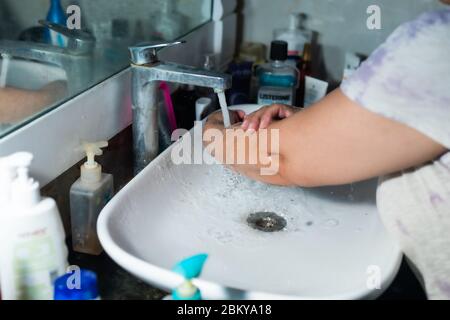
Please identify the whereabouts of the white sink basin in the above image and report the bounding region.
[1,58,66,90]
[98,104,402,300]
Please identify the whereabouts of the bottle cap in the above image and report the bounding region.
[270,40,288,61]
[10,152,41,209]
[54,269,99,300]
[80,141,108,184]
[172,254,208,300]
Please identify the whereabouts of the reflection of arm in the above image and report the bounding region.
[204,89,446,187]
[0,81,67,124]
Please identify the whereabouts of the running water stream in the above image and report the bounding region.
[217,91,231,128]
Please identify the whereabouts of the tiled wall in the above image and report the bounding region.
[241,0,446,82]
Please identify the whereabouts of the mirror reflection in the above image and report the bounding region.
[0,0,212,137]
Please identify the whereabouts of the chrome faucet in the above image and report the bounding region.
[0,20,95,94]
[128,41,232,173]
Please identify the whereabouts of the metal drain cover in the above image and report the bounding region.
[247,212,287,232]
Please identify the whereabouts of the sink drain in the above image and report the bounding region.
[247,212,287,232]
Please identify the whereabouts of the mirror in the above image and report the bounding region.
[0,0,213,138]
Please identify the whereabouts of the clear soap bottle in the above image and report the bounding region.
[70,141,113,255]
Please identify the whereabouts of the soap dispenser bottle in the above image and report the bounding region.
[70,141,113,255]
[0,152,68,300]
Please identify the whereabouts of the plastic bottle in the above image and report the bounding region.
[0,152,68,300]
[274,13,312,67]
[257,41,299,106]
[70,141,113,255]
[44,0,68,47]
[54,269,100,300]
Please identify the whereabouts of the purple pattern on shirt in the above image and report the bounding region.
[436,280,450,298]
[396,219,410,237]
[340,8,450,149]
[430,192,444,206]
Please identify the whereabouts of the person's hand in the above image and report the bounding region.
[241,104,300,131]
[205,110,246,128]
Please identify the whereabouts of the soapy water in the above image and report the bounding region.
[0,54,11,88]
[217,91,231,128]
[160,163,370,247]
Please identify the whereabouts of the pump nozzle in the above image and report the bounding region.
[80,141,108,184]
[0,152,33,208]
[9,152,40,208]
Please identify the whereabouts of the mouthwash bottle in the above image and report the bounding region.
[257,41,299,106]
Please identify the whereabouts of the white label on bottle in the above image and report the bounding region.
[258,87,294,105]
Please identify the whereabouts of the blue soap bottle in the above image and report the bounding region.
[44,0,67,47]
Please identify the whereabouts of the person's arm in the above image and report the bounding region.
[203,89,446,187]
[0,81,67,124]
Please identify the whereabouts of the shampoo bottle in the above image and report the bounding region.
[0,152,68,300]
[70,141,113,255]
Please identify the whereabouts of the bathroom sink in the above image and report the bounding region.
[98,104,402,300]
[1,58,66,90]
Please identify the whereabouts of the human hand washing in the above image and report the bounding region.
[241,104,300,132]
[205,104,299,131]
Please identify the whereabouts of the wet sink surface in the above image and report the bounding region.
[98,105,402,300]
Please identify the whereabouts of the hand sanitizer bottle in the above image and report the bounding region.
[0,152,68,300]
[257,41,299,106]
[70,141,113,255]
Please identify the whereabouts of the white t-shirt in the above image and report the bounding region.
[341,9,450,300]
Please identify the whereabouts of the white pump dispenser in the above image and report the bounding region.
[10,152,40,209]
[0,152,32,210]
[80,141,108,184]
[0,152,68,300]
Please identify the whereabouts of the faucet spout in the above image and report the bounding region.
[145,62,232,91]
[130,59,232,174]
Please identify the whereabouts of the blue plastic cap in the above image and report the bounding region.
[172,254,208,280]
[54,269,99,300]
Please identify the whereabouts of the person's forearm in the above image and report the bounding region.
[0,88,51,123]
[0,81,67,124]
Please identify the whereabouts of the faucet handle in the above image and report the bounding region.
[128,40,185,65]
[39,20,95,55]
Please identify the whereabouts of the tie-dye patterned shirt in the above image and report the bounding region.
[341,9,450,300]
[342,8,450,149]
